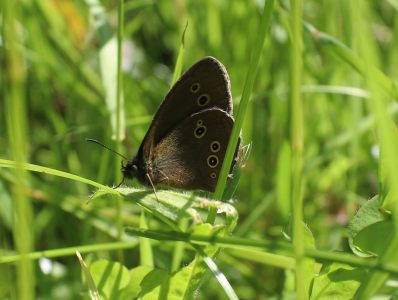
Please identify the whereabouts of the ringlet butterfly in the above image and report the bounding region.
[122,57,238,192]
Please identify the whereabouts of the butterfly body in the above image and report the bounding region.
[122,57,239,192]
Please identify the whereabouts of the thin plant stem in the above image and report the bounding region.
[115,0,124,261]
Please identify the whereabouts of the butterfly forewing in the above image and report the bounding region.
[141,57,232,157]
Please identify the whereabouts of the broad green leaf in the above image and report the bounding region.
[127,266,169,299]
[93,188,238,232]
[138,268,171,299]
[311,263,367,300]
[353,220,394,257]
[89,259,131,300]
[140,224,225,300]
[117,189,238,299]
[348,195,392,257]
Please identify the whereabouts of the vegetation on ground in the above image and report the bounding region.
[2,0,398,299]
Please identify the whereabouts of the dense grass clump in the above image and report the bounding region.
[2,0,398,299]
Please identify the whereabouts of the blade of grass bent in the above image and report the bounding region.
[0,159,117,194]
[279,5,397,98]
[303,22,397,98]
[0,241,139,265]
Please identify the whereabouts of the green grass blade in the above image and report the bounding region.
[172,22,188,84]
[139,210,154,267]
[124,227,398,275]
[3,1,35,298]
[171,218,188,272]
[0,241,139,265]
[4,228,398,277]
[351,1,398,298]
[76,251,100,300]
[276,141,292,222]
[303,23,397,98]
[209,0,276,223]
[195,246,239,300]
[87,0,126,141]
[0,159,118,194]
[289,0,306,298]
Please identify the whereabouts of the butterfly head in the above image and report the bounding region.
[121,158,140,179]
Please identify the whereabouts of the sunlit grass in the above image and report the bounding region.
[1,0,398,298]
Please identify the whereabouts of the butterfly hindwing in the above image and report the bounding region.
[150,108,234,192]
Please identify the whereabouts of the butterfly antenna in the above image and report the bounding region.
[86,138,128,160]
[146,173,159,201]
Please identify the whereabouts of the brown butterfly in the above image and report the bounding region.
[122,57,238,192]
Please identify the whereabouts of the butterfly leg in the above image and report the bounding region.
[158,169,170,183]
[146,173,159,201]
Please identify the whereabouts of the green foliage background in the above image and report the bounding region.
[2,0,398,299]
